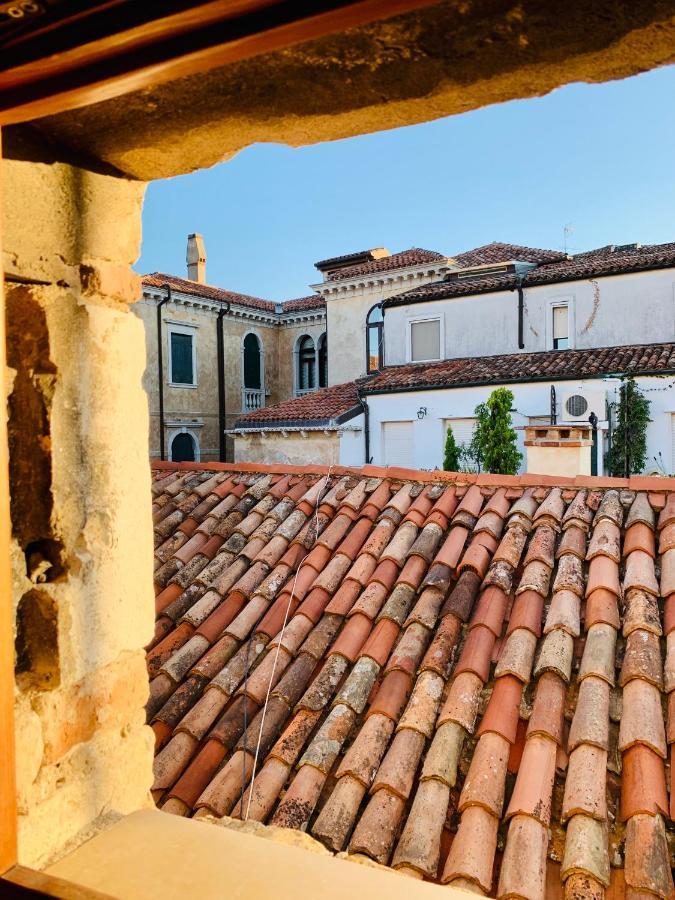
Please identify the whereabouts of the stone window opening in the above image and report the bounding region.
[296,334,316,394]
[318,332,328,388]
[0,0,670,889]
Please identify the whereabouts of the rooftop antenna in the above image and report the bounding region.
[563,223,574,254]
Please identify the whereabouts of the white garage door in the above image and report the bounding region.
[443,417,476,450]
[382,421,414,467]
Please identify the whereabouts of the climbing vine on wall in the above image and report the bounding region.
[606,378,651,476]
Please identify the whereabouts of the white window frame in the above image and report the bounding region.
[406,315,444,363]
[167,322,198,388]
[546,297,575,351]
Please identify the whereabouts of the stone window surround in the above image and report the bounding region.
[167,321,198,388]
[166,423,203,463]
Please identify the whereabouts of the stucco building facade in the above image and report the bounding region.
[138,235,326,462]
[235,241,675,475]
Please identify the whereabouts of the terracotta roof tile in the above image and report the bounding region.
[362,342,675,396]
[325,247,447,281]
[143,273,324,314]
[148,462,675,891]
[235,381,361,428]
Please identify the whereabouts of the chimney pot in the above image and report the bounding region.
[187,233,206,283]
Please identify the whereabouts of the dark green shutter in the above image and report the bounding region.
[171,332,193,384]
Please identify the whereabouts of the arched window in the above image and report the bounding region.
[243,333,262,389]
[318,333,328,388]
[366,304,384,373]
[171,432,195,462]
[242,332,264,412]
[298,335,316,391]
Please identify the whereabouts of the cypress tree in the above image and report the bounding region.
[443,424,460,471]
[472,388,522,475]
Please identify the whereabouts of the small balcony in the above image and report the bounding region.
[294,387,317,398]
[242,388,264,412]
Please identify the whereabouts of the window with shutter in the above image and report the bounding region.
[409,318,441,361]
[170,331,194,384]
[552,305,569,350]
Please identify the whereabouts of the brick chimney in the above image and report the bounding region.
[186,233,206,283]
[523,423,593,477]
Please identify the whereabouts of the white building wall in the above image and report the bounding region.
[339,417,365,467]
[366,375,675,475]
[383,269,675,365]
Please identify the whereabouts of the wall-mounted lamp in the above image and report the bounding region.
[417,406,428,420]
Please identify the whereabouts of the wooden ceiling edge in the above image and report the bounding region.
[0,0,442,128]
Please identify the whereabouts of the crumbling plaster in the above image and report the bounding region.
[6,1,675,180]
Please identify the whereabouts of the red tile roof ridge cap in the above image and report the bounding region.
[150,461,675,492]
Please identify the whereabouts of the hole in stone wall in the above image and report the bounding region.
[25,538,65,583]
[15,589,60,690]
[5,284,57,551]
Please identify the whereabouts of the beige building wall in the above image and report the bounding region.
[136,296,325,463]
[234,430,340,465]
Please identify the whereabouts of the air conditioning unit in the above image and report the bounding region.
[560,388,607,424]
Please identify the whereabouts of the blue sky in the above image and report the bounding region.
[137,65,675,301]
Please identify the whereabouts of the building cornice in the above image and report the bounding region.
[141,290,325,327]
[310,261,455,297]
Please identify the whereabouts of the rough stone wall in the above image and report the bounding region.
[2,154,155,868]
[21,1,675,181]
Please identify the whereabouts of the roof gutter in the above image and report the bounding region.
[216,301,230,462]
[356,384,371,465]
[157,285,171,461]
[513,273,525,350]
[382,258,675,309]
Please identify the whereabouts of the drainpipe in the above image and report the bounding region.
[157,285,171,460]
[356,385,371,464]
[217,302,230,461]
[512,274,525,350]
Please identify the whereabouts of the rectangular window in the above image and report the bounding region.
[552,305,569,350]
[409,317,441,362]
[169,330,195,385]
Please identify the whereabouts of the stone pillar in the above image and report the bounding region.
[2,151,155,868]
[523,424,593,478]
